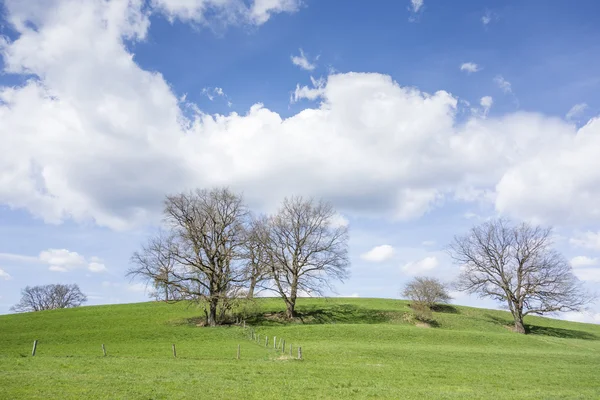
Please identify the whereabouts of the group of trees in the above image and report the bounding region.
[403,218,593,334]
[10,187,592,337]
[11,284,87,312]
[127,187,350,326]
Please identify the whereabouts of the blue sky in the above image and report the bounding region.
[1,0,599,323]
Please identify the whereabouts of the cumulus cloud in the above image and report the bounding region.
[401,256,438,275]
[570,232,600,251]
[291,49,317,71]
[566,103,588,121]
[460,62,480,74]
[361,245,395,262]
[151,0,300,26]
[2,0,600,233]
[0,268,11,280]
[570,256,598,267]
[39,249,107,273]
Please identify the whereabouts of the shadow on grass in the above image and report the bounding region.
[526,325,599,340]
[241,304,398,326]
[431,304,460,314]
[484,313,598,340]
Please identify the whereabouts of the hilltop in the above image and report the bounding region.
[1,298,599,399]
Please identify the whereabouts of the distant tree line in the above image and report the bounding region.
[127,187,350,326]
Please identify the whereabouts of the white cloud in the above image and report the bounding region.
[88,262,108,273]
[291,75,325,102]
[481,10,496,26]
[480,96,493,116]
[570,232,600,251]
[410,0,424,13]
[494,75,512,94]
[0,268,11,280]
[361,245,395,262]
[151,0,300,26]
[38,249,107,273]
[330,213,349,228]
[570,256,598,268]
[401,256,438,275]
[566,103,588,121]
[249,0,300,25]
[422,240,435,246]
[291,49,317,71]
[202,87,228,102]
[0,253,39,263]
[39,249,87,272]
[460,62,480,74]
[2,0,600,233]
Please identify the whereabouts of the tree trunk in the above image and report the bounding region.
[513,314,526,334]
[247,278,256,299]
[285,300,296,319]
[207,298,218,327]
[286,284,298,319]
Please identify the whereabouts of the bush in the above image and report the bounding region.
[402,276,452,309]
[410,301,433,322]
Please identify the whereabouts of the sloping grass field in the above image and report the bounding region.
[0,298,599,399]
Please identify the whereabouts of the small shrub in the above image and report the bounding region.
[402,276,452,309]
[410,301,433,322]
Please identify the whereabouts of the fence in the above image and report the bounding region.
[25,321,303,361]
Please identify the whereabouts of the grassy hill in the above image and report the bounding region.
[1,298,599,399]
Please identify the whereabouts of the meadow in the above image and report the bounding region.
[0,297,599,399]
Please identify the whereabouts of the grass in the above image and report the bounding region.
[1,297,599,399]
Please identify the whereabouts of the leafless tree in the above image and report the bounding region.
[260,196,350,318]
[241,215,271,299]
[11,284,87,313]
[129,231,180,302]
[449,218,593,334]
[402,276,452,308]
[128,187,249,326]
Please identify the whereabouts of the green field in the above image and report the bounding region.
[0,298,599,399]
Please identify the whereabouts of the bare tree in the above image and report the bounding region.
[128,187,249,326]
[449,218,593,334]
[129,231,180,302]
[11,284,87,313]
[241,215,271,299]
[402,276,452,308]
[260,196,350,318]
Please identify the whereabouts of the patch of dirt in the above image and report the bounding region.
[415,322,431,328]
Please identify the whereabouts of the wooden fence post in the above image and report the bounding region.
[273,336,276,349]
[31,340,38,356]
[282,339,285,353]
[172,344,177,358]
[243,320,246,329]
[237,344,240,360]
[298,346,302,360]
[102,344,107,357]
[265,336,268,347]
